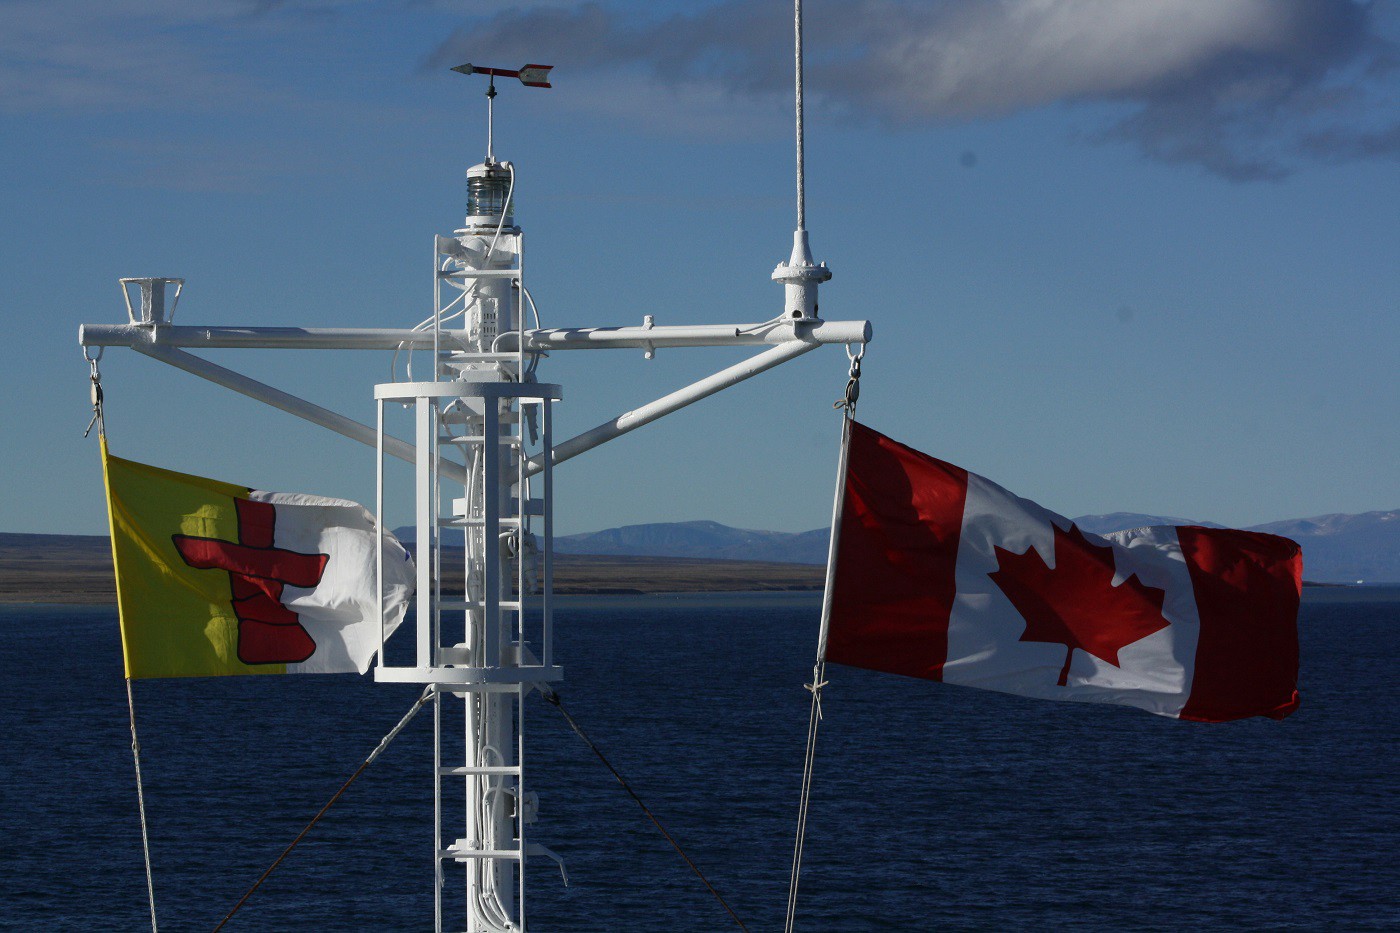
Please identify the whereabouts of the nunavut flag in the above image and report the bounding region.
[823,422,1302,722]
[101,439,415,679]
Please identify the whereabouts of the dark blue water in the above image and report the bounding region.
[1,590,1396,931]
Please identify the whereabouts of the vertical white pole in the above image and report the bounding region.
[416,399,434,669]
[433,241,441,382]
[495,390,517,923]
[377,399,385,660]
[516,682,527,928]
[515,403,525,651]
[433,256,442,381]
[486,82,495,163]
[516,233,526,377]
[433,690,443,933]
[432,415,442,659]
[541,400,553,668]
[482,398,500,667]
[464,693,480,932]
[816,413,852,660]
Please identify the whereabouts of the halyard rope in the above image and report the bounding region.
[212,686,433,931]
[540,688,752,932]
[787,352,861,932]
[85,352,155,931]
[784,660,826,933]
[126,678,159,933]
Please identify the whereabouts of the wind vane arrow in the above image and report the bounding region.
[451,62,554,88]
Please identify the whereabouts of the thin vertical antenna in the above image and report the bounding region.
[772,0,828,321]
[486,76,497,163]
[794,0,805,232]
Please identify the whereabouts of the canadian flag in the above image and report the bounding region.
[823,422,1301,722]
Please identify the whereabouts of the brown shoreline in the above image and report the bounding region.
[0,534,824,604]
[0,533,1352,604]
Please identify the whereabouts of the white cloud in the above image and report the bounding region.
[5,0,1392,180]
[431,0,1396,179]
[843,0,1314,117]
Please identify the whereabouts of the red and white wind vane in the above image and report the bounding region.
[451,62,554,162]
[450,62,554,88]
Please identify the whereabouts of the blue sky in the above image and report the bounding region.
[3,0,1396,537]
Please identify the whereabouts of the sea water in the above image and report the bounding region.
[0,590,1395,931]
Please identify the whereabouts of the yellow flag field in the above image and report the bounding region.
[101,439,414,679]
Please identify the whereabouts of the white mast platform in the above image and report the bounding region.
[80,56,870,933]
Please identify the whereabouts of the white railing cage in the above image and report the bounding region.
[373,379,563,686]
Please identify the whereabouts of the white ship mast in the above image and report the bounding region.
[79,6,868,928]
[369,61,561,931]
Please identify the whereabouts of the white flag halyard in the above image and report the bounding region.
[824,422,1302,722]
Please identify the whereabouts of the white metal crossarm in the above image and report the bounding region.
[78,319,870,351]
[85,324,869,482]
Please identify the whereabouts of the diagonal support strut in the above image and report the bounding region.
[122,340,830,484]
[525,339,820,476]
[129,344,471,485]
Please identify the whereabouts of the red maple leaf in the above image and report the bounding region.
[988,523,1169,686]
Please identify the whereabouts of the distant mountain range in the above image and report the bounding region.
[1070,513,1226,534]
[557,520,831,565]
[543,510,1400,584]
